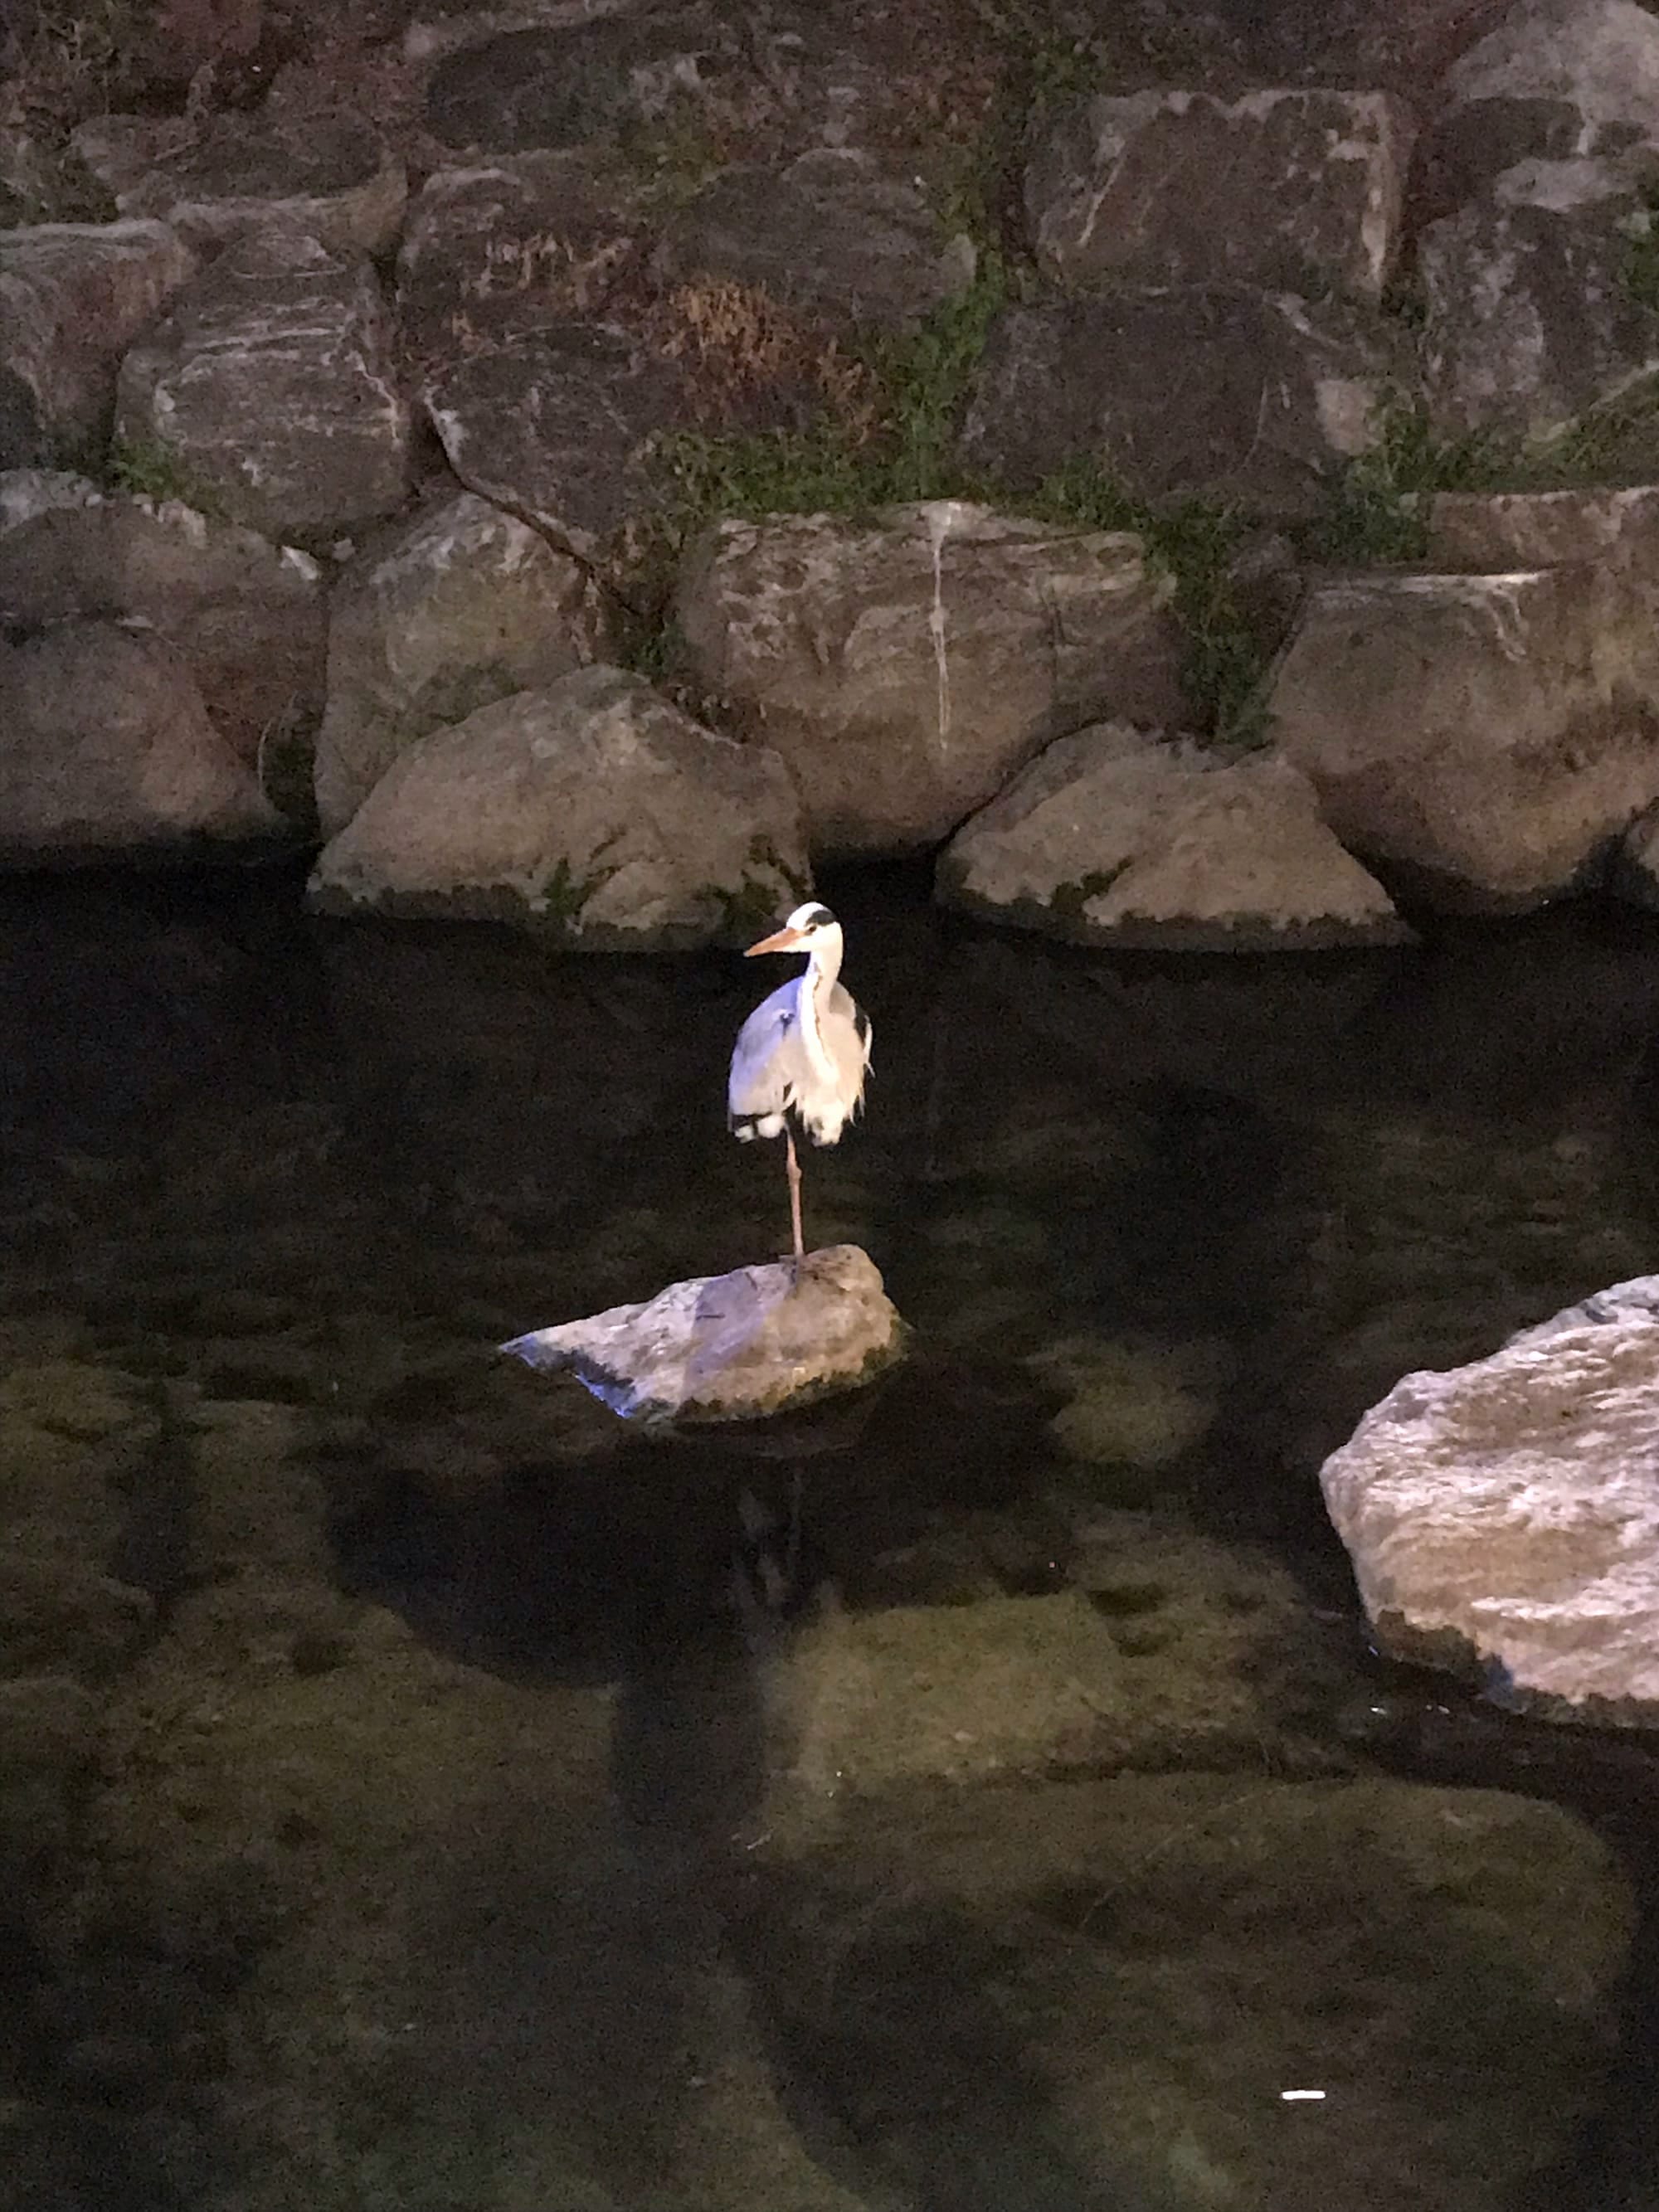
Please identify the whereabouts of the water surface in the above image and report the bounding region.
[4,863,1659,2212]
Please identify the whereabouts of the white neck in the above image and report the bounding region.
[805,926,844,994]
[796,929,842,1080]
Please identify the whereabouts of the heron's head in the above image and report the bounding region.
[744,902,839,958]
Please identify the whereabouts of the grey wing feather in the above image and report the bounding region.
[728,980,802,1125]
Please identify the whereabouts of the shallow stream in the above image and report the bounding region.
[5,862,1659,2211]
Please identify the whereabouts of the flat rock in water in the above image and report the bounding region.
[937,722,1409,951]
[500,1245,907,1430]
[1320,1276,1659,1724]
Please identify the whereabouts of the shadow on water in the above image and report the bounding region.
[10,861,1659,2206]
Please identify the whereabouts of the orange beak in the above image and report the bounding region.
[745,925,806,957]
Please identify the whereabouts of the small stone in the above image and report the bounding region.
[500,1244,907,1428]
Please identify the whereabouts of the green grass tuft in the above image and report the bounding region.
[1298,394,1511,566]
[105,434,212,510]
[1027,459,1273,740]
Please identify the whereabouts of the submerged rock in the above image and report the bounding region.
[500,1244,907,1430]
[740,1771,1633,2212]
[1321,1276,1659,1724]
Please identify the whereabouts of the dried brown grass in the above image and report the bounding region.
[645,277,882,439]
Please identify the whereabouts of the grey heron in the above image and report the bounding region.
[728,902,872,1264]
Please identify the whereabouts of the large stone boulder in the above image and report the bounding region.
[1027,88,1412,302]
[937,723,1408,950]
[1427,480,1659,572]
[1418,187,1659,441]
[1421,0,1659,216]
[0,620,278,859]
[961,289,1400,516]
[0,473,326,769]
[0,221,195,468]
[1265,563,1659,908]
[500,1243,907,1429]
[422,8,726,153]
[68,109,407,254]
[1321,1277,1659,1724]
[674,501,1185,855]
[397,154,649,362]
[308,663,809,946]
[114,231,412,545]
[313,489,611,836]
[424,323,682,571]
[655,149,976,335]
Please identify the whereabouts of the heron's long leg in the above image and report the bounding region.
[785,1126,805,1265]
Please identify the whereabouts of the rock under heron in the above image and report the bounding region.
[500,1244,908,1432]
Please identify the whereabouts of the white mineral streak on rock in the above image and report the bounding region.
[921,499,961,751]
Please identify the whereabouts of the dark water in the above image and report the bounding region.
[5,860,1659,2212]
